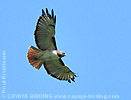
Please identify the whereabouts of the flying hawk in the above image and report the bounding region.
[27,8,76,83]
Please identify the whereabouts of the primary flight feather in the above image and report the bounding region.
[27,8,76,83]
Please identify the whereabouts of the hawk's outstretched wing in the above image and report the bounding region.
[44,59,76,83]
[34,8,57,50]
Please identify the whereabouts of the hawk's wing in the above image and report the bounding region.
[34,8,57,50]
[43,59,76,83]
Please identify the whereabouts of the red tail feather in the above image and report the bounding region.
[27,46,42,70]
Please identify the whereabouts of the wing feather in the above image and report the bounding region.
[43,59,76,83]
[34,8,57,50]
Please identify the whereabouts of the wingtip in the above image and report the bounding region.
[42,9,45,15]
[54,15,56,24]
[41,8,56,24]
[46,8,48,14]
[71,79,75,82]
[68,80,71,83]
[46,8,51,18]
[51,9,54,18]
[74,73,79,77]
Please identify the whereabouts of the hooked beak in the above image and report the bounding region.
[64,53,67,56]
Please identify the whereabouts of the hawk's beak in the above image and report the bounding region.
[64,53,67,56]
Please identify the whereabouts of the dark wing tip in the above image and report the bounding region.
[46,8,48,11]
[46,8,51,18]
[52,9,56,24]
[68,80,71,83]
[74,73,79,77]
[42,8,56,24]
[46,8,48,13]
[68,72,77,83]
[54,15,56,24]
[42,9,45,15]
[51,9,54,18]
[46,8,49,15]
[71,76,75,82]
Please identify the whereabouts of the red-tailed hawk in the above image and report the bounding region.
[27,8,76,83]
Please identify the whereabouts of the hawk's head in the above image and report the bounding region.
[56,51,66,58]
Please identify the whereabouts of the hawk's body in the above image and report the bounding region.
[27,8,76,83]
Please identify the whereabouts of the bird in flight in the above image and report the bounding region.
[27,8,76,83]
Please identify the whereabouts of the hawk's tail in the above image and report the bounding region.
[27,46,43,70]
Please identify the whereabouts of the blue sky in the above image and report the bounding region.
[0,0,131,100]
